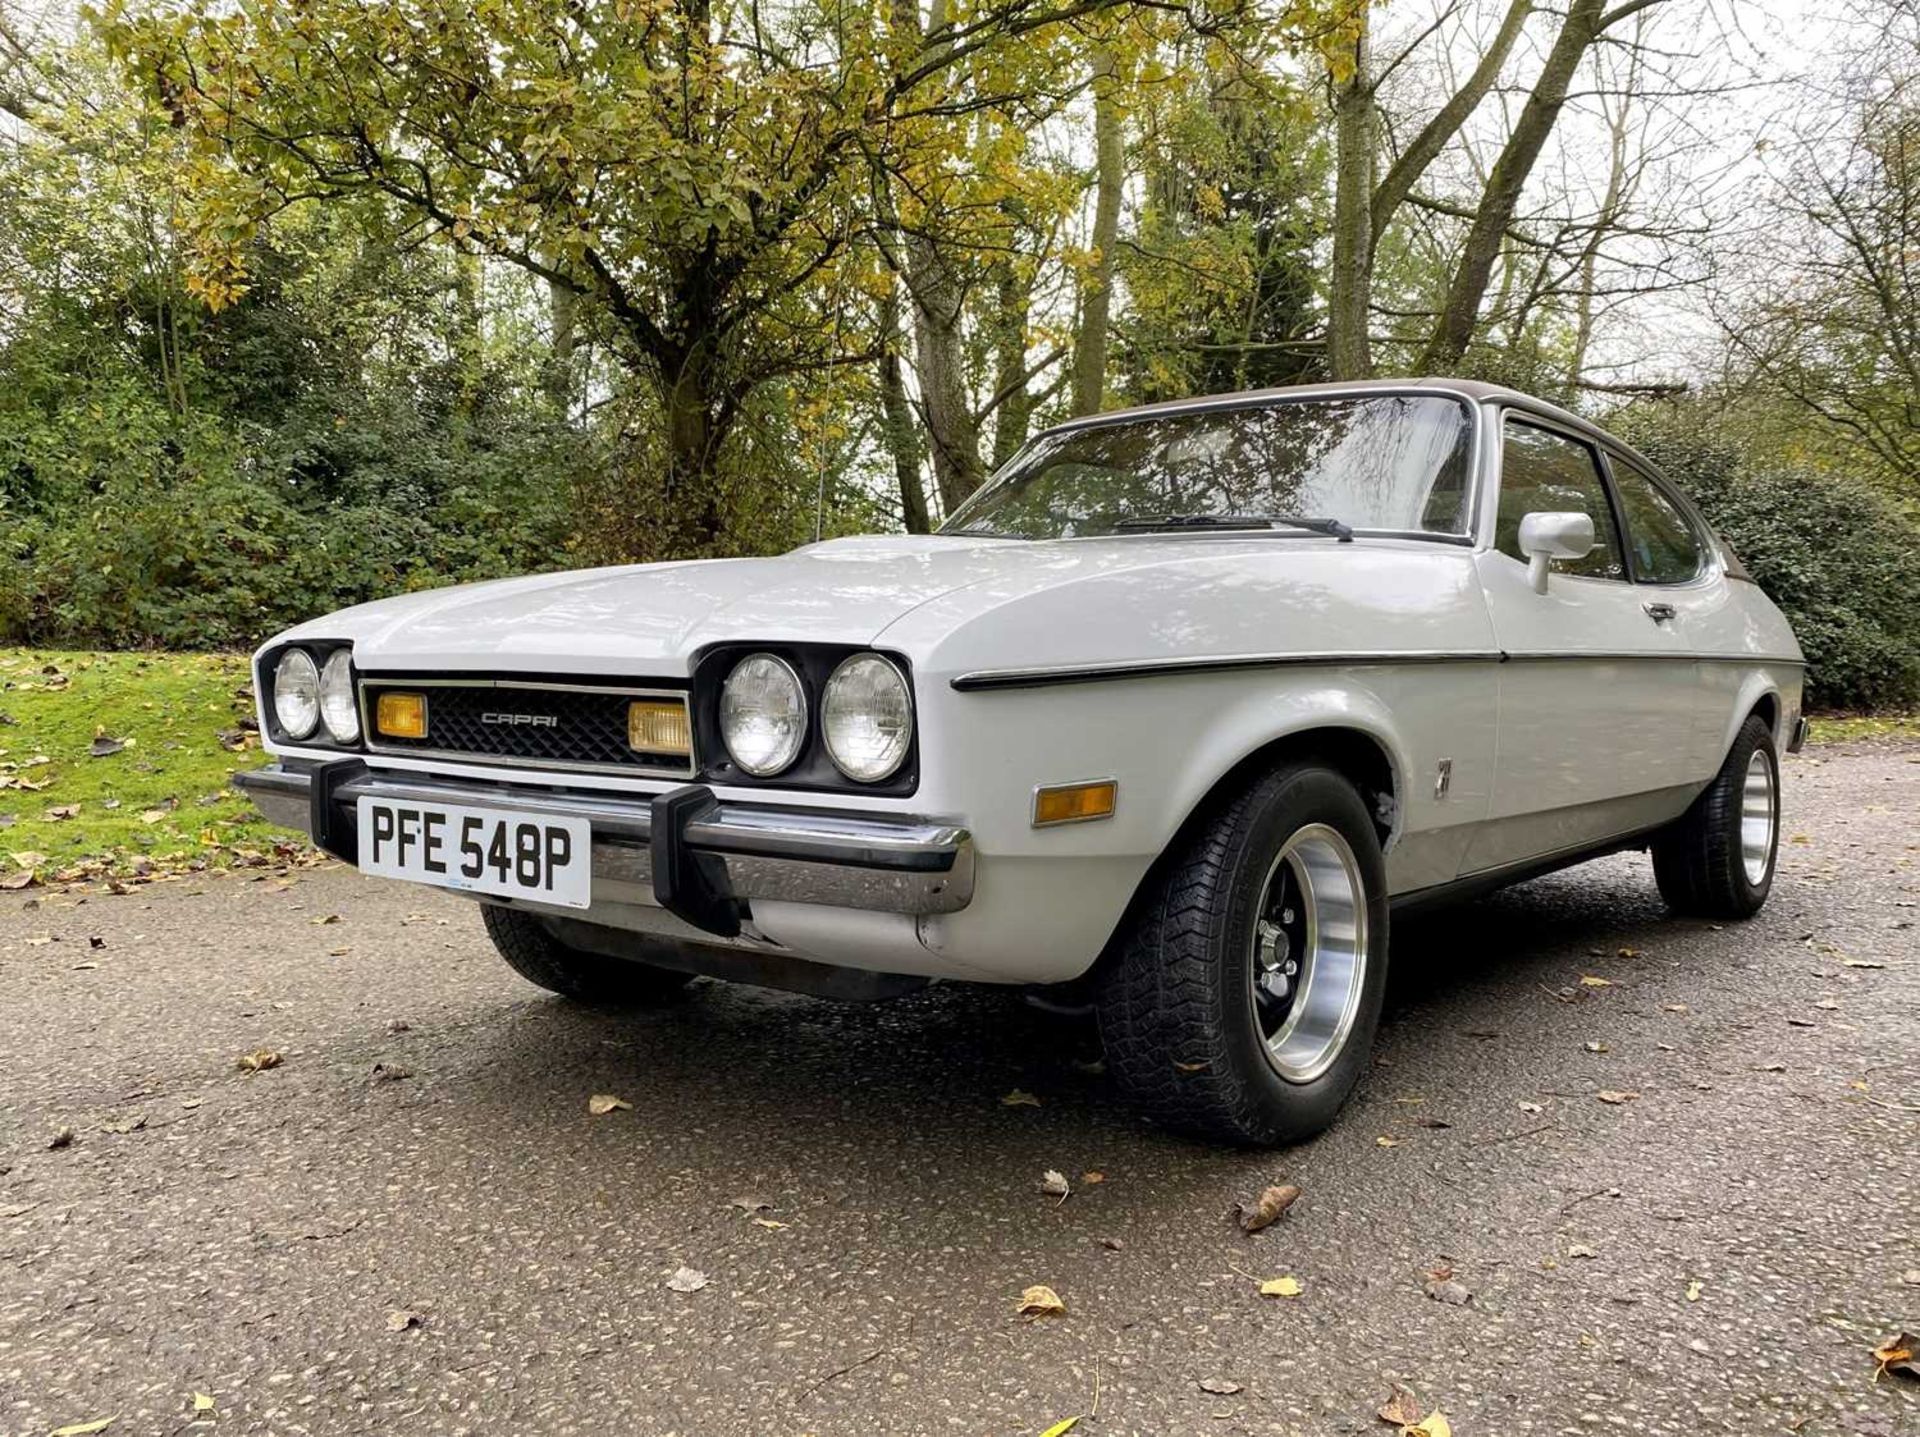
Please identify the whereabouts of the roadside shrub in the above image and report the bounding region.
[1615,407,1920,712]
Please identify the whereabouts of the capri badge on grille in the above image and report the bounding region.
[480,712,559,727]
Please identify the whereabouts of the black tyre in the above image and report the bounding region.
[1095,761,1390,1146]
[1651,713,1780,919]
[481,905,696,1005]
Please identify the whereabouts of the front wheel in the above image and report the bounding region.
[1651,713,1780,919]
[1095,761,1390,1146]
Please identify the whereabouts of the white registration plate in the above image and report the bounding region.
[356,797,592,909]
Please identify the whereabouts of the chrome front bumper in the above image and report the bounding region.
[234,761,975,933]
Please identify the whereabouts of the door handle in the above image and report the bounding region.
[1643,602,1676,623]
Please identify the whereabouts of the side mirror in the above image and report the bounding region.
[1518,511,1596,594]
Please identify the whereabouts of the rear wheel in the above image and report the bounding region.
[1095,761,1390,1146]
[481,905,695,1005]
[1651,713,1780,919]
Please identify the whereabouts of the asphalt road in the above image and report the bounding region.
[2,744,1916,1437]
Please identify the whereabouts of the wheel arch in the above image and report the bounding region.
[1082,717,1404,982]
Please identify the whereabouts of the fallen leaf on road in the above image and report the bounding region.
[1039,1421,1080,1437]
[1662,1002,1689,1013]
[191,1393,215,1412]
[1018,1284,1066,1317]
[385,1309,424,1332]
[1405,1414,1452,1437]
[1584,1041,1609,1053]
[1518,1100,1543,1114]
[1424,1277,1472,1306]
[1903,1269,1920,1287]
[1081,1171,1105,1184]
[1873,1332,1917,1382]
[752,1217,788,1230]
[666,1266,710,1293]
[370,1062,411,1083]
[1415,1117,1452,1129]
[1596,1090,1639,1104]
[1234,1183,1302,1234]
[1096,1236,1123,1251]
[103,1115,146,1135]
[1686,1280,1703,1302]
[1786,1017,1815,1028]
[1579,975,1614,988]
[587,1094,631,1115]
[0,871,33,890]
[1378,1385,1426,1425]
[1039,1170,1071,1198]
[1568,1243,1597,1259]
[1617,947,1642,958]
[50,1420,116,1437]
[235,1049,281,1073]
[1001,1089,1041,1107]
[1197,1377,1242,1395]
[48,1126,74,1150]
[1376,1135,1400,1148]
[728,1195,773,1215]
[1841,957,1886,969]
[311,913,341,925]
[1258,1276,1302,1298]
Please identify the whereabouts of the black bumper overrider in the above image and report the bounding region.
[233,761,974,935]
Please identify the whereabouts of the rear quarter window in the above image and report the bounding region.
[1609,458,1706,584]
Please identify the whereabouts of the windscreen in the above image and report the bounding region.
[944,394,1474,541]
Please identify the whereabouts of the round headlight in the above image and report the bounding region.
[720,653,807,776]
[272,649,321,740]
[822,653,912,782]
[319,649,360,744]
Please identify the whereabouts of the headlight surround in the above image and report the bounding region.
[319,649,360,744]
[272,649,322,741]
[719,653,808,776]
[822,653,913,783]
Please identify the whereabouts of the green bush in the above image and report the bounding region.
[1615,407,1920,712]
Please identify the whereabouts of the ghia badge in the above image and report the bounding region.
[480,712,558,727]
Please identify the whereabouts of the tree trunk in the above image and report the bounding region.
[545,274,577,416]
[657,342,729,556]
[878,282,932,533]
[1070,44,1124,414]
[989,258,1033,469]
[1417,0,1607,374]
[1326,15,1375,381]
[907,242,986,512]
[895,0,986,511]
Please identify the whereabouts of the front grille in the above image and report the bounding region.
[360,679,694,776]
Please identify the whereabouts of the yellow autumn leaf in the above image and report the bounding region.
[1405,1414,1452,1437]
[1258,1276,1302,1298]
[587,1094,631,1115]
[1579,975,1614,987]
[192,1394,215,1412]
[1018,1284,1066,1317]
[51,1421,117,1437]
[1686,1279,1703,1301]
[1039,1420,1080,1437]
[1001,1089,1042,1107]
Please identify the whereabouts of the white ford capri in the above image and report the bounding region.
[236,378,1804,1144]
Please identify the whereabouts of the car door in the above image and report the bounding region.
[1600,449,1732,775]
[1463,413,1704,874]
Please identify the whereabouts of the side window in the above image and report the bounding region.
[1608,457,1705,585]
[1495,420,1625,582]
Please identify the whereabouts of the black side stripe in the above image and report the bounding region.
[950,650,1805,692]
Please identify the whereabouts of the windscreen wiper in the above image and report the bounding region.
[1113,513,1354,542]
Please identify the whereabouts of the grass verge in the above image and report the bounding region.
[1,648,304,887]
[1807,713,1920,744]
